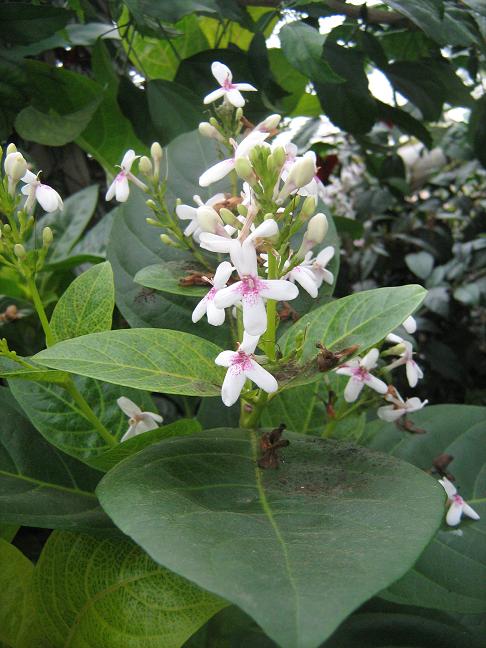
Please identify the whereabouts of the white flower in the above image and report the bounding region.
[277,151,317,203]
[106,150,147,202]
[335,348,388,402]
[212,223,298,336]
[439,477,480,527]
[385,337,423,388]
[21,170,63,213]
[215,332,278,406]
[199,131,269,187]
[287,246,335,297]
[312,246,335,287]
[377,391,428,422]
[204,61,257,108]
[192,261,234,326]
[117,396,163,442]
[176,193,226,240]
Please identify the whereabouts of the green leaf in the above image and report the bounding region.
[376,101,433,148]
[279,22,344,84]
[8,376,156,462]
[34,185,98,263]
[469,96,486,167]
[70,207,117,260]
[315,43,377,135]
[0,357,66,383]
[97,428,443,648]
[362,405,486,613]
[50,262,114,343]
[88,418,202,472]
[0,386,109,530]
[14,98,102,147]
[405,251,434,280]
[34,329,224,396]
[278,285,426,389]
[30,530,226,648]
[0,539,34,647]
[147,79,203,145]
[261,382,327,435]
[0,52,28,140]
[135,261,207,297]
[0,4,71,44]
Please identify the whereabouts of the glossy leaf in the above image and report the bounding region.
[34,329,224,396]
[0,539,34,647]
[97,428,443,648]
[147,79,202,145]
[70,207,117,260]
[277,285,426,390]
[0,357,66,383]
[29,531,226,648]
[135,261,207,297]
[0,386,108,530]
[50,261,115,343]
[9,376,156,462]
[362,405,486,613]
[14,97,102,147]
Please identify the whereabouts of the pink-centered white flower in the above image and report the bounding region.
[117,396,163,442]
[377,391,428,422]
[439,477,480,527]
[21,170,63,213]
[277,146,324,202]
[385,334,423,388]
[199,131,269,187]
[287,246,335,297]
[211,222,298,336]
[336,348,388,403]
[204,62,257,108]
[176,193,226,240]
[215,332,278,406]
[106,150,147,203]
[192,261,234,326]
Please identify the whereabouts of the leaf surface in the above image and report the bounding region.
[97,428,443,648]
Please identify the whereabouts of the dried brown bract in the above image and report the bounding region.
[258,424,290,470]
[316,343,359,372]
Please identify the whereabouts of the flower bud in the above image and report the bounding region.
[3,224,11,235]
[6,143,17,155]
[197,206,224,233]
[237,203,248,217]
[145,217,160,227]
[14,244,26,259]
[300,195,316,221]
[160,233,178,247]
[235,107,244,121]
[289,152,316,188]
[198,122,224,142]
[306,213,328,245]
[42,226,53,247]
[4,152,27,182]
[145,199,157,210]
[258,114,281,132]
[235,157,255,183]
[219,207,239,227]
[138,156,153,177]
[150,142,163,163]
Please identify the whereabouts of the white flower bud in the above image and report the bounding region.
[138,156,153,177]
[6,143,17,155]
[235,157,255,183]
[257,114,281,132]
[288,152,316,189]
[300,195,317,221]
[42,226,53,246]
[4,152,27,182]
[150,142,163,163]
[306,213,328,245]
[196,206,224,234]
[198,122,224,142]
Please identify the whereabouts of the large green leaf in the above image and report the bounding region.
[0,386,108,530]
[0,540,36,648]
[28,531,226,648]
[97,428,443,648]
[34,185,98,263]
[14,98,102,147]
[9,376,156,462]
[362,405,486,613]
[135,261,207,297]
[34,329,224,396]
[50,262,114,343]
[147,79,202,145]
[0,4,71,44]
[279,22,344,84]
[277,285,426,390]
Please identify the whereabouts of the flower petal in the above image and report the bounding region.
[226,88,245,107]
[105,180,116,201]
[344,378,364,403]
[377,405,405,422]
[213,261,234,288]
[361,348,379,371]
[176,204,197,221]
[206,299,226,326]
[215,350,238,368]
[203,88,226,104]
[146,411,163,425]
[199,232,234,254]
[117,396,141,418]
[242,294,267,336]
[212,61,232,86]
[259,279,299,302]
[121,149,137,171]
[21,170,37,184]
[137,415,160,433]
[36,185,63,212]
[234,83,257,92]
[115,177,130,203]
[290,267,318,298]
[246,218,279,244]
[364,374,388,394]
[245,361,278,393]
[406,361,420,388]
[462,502,480,521]
[214,283,242,309]
[315,246,335,268]
[439,477,457,499]
[121,424,138,442]
[240,332,260,355]
[199,159,235,187]
[221,369,246,407]
[192,297,208,323]
[230,240,258,277]
[446,501,463,526]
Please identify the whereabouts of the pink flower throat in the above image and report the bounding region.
[351,367,370,382]
[230,350,253,373]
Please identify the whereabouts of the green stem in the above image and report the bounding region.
[27,276,55,347]
[64,379,117,447]
[264,252,278,361]
[240,391,268,429]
